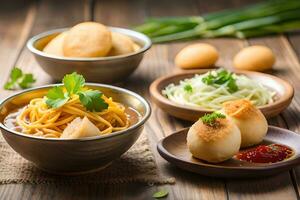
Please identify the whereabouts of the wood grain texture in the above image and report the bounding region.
[0,0,36,99]
[0,0,300,199]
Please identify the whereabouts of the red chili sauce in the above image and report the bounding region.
[236,144,294,163]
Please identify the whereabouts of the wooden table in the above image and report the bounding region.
[1,0,300,199]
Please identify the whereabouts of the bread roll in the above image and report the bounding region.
[223,99,268,148]
[43,32,68,56]
[108,32,134,56]
[63,22,112,57]
[233,45,275,71]
[61,117,100,139]
[187,117,241,163]
[175,43,219,69]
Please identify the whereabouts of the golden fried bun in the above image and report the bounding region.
[223,99,268,148]
[43,32,68,56]
[187,118,241,163]
[63,22,112,57]
[108,32,135,56]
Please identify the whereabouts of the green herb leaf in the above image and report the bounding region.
[4,67,36,90]
[45,86,69,108]
[46,72,108,111]
[201,69,238,93]
[227,78,238,93]
[201,112,226,126]
[184,84,193,92]
[78,90,108,112]
[63,72,85,95]
[152,190,168,199]
[10,68,23,81]
[19,74,36,89]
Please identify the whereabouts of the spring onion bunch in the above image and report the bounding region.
[135,0,300,43]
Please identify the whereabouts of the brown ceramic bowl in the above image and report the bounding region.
[157,126,300,178]
[0,84,151,174]
[150,69,294,121]
[27,27,152,83]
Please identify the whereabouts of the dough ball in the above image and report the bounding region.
[175,43,219,69]
[43,32,68,56]
[187,117,241,163]
[63,22,112,57]
[108,32,134,56]
[233,45,275,71]
[223,99,268,148]
[133,43,141,52]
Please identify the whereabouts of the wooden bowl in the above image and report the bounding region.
[150,69,294,121]
[157,126,300,178]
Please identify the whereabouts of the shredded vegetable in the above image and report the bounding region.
[162,70,275,110]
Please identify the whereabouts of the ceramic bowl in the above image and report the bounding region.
[27,27,152,83]
[0,84,151,174]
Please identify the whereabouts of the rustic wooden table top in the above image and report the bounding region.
[1,0,300,199]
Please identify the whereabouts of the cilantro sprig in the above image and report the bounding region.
[202,69,238,93]
[4,67,36,90]
[45,72,108,111]
[184,84,193,93]
[201,112,226,126]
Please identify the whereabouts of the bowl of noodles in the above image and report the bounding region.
[0,73,151,174]
[150,69,293,121]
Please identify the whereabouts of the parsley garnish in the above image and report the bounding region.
[152,190,168,199]
[184,84,193,92]
[45,72,108,111]
[4,67,36,90]
[201,112,226,126]
[202,69,238,93]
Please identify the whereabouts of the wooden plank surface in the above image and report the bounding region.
[0,0,300,199]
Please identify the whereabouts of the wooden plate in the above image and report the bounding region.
[157,126,300,178]
[150,69,294,121]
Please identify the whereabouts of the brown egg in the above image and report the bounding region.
[233,45,275,71]
[175,43,219,69]
[63,22,112,57]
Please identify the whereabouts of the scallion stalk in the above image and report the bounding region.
[209,9,300,37]
[236,20,300,38]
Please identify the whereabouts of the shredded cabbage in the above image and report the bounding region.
[162,70,275,110]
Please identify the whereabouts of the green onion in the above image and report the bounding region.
[207,9,300,37]
[135,0,300,43]
[236,20,300,38]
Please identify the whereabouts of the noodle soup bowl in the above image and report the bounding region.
[0,84,151,174]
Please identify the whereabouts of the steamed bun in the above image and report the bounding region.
[223,99,268,148]
[63,22,112,57]
[187,116,241,163]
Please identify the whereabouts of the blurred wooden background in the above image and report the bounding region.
[0,0,300,199]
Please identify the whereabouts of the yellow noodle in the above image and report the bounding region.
[16,94,129,138]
